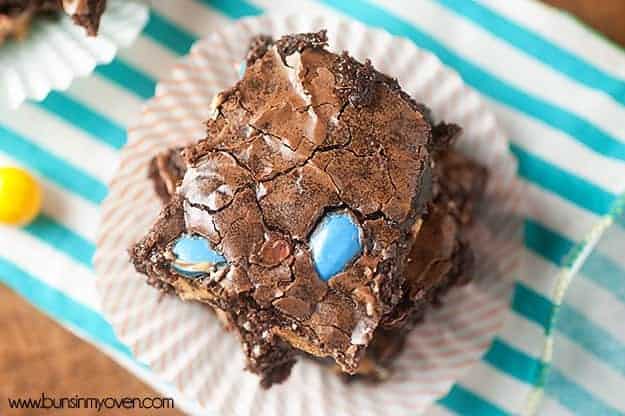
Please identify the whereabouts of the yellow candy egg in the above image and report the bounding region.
[0,167,42,226]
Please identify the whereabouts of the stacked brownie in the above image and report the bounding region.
[0,0,106,44]
[131,31,488,387]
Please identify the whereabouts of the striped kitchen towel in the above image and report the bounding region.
[1,0,625,414]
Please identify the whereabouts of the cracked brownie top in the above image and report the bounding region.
[131,30,457,383]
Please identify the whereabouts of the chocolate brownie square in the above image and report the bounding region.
[131,31,485,387]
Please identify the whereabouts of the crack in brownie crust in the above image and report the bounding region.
[132,31,488,387]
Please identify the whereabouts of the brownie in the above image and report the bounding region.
[0,0,105,44]
[62,0,106,36]
[148,147,186,204]
[131,30,483,387]
[0,0,58,43]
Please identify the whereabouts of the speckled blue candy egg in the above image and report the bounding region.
[309,211,363,281]
[171,234,226,278]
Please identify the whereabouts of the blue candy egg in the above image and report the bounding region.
[309,212,362,281]
[238,61,246,78]
[171,234,226,278]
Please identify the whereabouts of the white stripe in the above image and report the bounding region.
[252,0,330,16]
[478,0,625,79]
[457,365,532,413]
[498,311,547,359]
[525,183,600,242]
[151,0,228,38]
[117,36,178,80]
[537,396,573,416]
[490,101,625,195]
[521,251,561,299]
[0,153,99,241]
[66,75,143,127]
[0,104,118,184]
[0,227,98,309]
[552,333,625,411]
[424,403,456,416]
[40,180,99,241]
[566,275,625,345]
[376,0,625,144]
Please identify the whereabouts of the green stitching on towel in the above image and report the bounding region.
[524,191,625,415]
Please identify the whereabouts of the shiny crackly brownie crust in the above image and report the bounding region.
[131,31,473,387]
[0,0,105,43]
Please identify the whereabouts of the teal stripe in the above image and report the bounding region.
[95,58,156,99]
[524,219,574,266]
[319,0,625,161]
[546,368,623,416]
[511,283,555,331]
[144,10,197,56]
[483,339,545,384]
[34,91,126,149]
[435,0,625,106]
[438,385,509,416]
[558,304,625,376]
[511,143,616,216]
[580,250,625,304]
[196,0,262,18]
[0,125,107,204]
[23,215,94,268]
[0,257,131,357]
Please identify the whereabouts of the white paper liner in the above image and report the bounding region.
[95,14,525,416]
[0,0,148,109]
